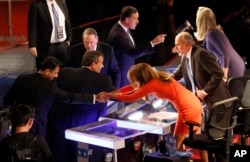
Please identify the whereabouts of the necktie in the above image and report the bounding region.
[186,57,196,93]
[127,29,135,47]
[51,3,59,40]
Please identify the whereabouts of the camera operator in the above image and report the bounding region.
[0,104,54,162]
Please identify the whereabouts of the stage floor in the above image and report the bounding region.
[0,44,249,106]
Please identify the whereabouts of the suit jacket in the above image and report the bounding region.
[28,0,72,58]
[46,67,116,162]
[173,45,231,109]
[3,73,93,138]
[47,67,116,129]
[107,22,155,87]
[69,42,121,88]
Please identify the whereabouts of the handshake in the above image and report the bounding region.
[96,92,115,103]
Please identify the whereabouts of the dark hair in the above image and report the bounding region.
[39,56,62,71]
[10,104,35,127]
[120,6,138,21]
[81,50,104,66]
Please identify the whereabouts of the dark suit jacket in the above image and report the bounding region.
[3,73,93,138]
[46,67,116,162]
[69,42,121,88]
[28,0,72,58]
[107,22,155,87]
[173,45,231,109]
[47,67,116,129]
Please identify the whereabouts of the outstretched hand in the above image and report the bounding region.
[151,34,167,46]
[96,92,111,102]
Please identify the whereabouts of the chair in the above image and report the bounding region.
[235,80,250,145]
[227,76,250,100]
[183,97,239,162]
[227,76,250,145]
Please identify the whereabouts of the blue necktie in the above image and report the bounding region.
[186,57,196,93]
[51,3,59,40]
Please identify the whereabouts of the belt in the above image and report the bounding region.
[50,41,65,46]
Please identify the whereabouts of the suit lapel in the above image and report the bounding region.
[190,46,198,85]
[42,1,53,25]
[96,43,102,52]
[117,23,135,48]
[56,0,66,17]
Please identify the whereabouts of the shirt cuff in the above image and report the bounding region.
[93,94,96,104]
[150,41,155,47]
[201,90,208,96]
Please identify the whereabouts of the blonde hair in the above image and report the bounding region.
[194,6,223,41]
[127,63,172,86]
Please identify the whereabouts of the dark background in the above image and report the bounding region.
[65,0,250,66]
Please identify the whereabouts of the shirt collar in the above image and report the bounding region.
[186,46,192,59]
[47,0,56,5]
[118,21,129,33]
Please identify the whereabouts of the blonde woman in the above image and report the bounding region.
[195,6,245,83]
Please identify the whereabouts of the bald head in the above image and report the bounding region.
[175,32,195,45]
[174,32,195,55]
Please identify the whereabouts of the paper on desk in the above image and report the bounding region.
[147,111,177,120]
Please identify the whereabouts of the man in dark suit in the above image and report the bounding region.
[46,51,116,162]
[172,31,231,109]
[28,0,72,69]
[70,28,121,88]
[3,56,94,138]
[107,6,166,87]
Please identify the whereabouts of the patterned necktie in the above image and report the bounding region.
[186,57,196,93]
[51,3,59,40]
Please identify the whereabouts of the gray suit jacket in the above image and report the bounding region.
[173,45,231,108]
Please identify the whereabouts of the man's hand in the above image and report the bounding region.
[195,88,207,101]
[151,34,167,46]
[29,47,37,57]
[66,41,70,47]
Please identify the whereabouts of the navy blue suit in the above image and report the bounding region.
[46,67,116,162]
[107,22,155,87]
[69,42,121,88]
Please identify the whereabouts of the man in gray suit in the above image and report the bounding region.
[172,32,231,162]
[172,32,230,109]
